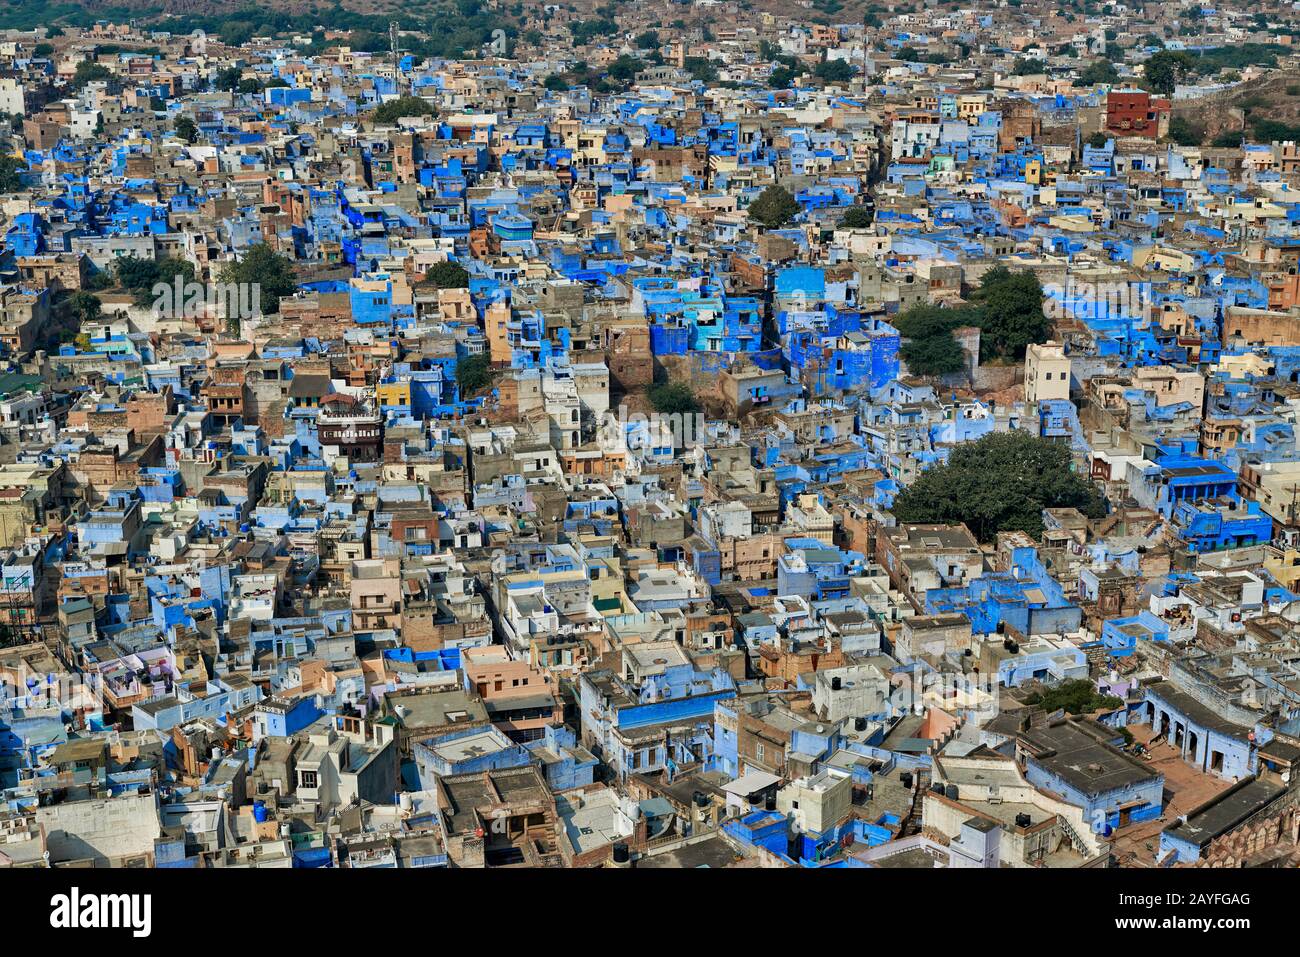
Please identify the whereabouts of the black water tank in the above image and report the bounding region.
[945,784,958,799]
[831,676,842,690]
[1007,641,1019,653]
[612,843,630,865]
[900,772,913,790]
[693,790,708,807]
[764,793,776,811]
[1015,813,1032,828]
[931,781,945,795]
[854,717,867,731]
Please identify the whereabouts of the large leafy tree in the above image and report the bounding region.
[969,266,1051,362]
[748,185,800,230]
[424,261,469,289]
[895,304,969,377]
[1143,50,1193,96]
[900,331,967,377]
[220,243,296,317]
[648,381,699,415]
[373,96,435,124]
[891,431,1105,542]
[0,154,26,193]
[456,354,494,396]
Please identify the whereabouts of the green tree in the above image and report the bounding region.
[838,206,874,228]
[68,290,102,325]
[1012,56,1045,75]
[747,185,800,230]
[634,30,659,49]
[1074,59,1119,87]
[1166,115,1203,146]
[214,66,243,91]
[1143,50,1192,95]
[72,61,113,90]
[769,66,797,89]
[1023,679,1123,715]
[683,57,719,83]
[0,154,26,193]
[424,261,470,289]
[814,59,854,84]
[891,431,1104,542]
[970,266,1051,362]
[113,255,160,291]
[174,116,199,143]
[220,243,296,317]
[648,381,699,415]
[456,353,494,395]
[894,304,969,377]
[543,74,568,92]
[900,332,966,377]
[608,55,643,84]
[373,95,435,124]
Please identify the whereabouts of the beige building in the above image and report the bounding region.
[776,769,852,836]
[1024,341,1071,405]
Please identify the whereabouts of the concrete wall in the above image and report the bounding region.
[37,791,161,864]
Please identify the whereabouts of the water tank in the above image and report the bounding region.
[692,790,708,807]
[611,842,630,866]
[253,801,268,823]
[764,793,776,811]
[931,781,945,795]
[899,772,913,790]
[831,676,842,691]
[944,784,959,800]
[1007,641,1019,653]
[400,792,413,812]
[1015,813,1031,828]
[854,717,867,732]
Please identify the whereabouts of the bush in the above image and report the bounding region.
[648,381,699,415]
[1023,679,1124,715]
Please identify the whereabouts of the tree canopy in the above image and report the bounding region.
[219,243,296,317]
[747,185,800,230]
[648,381,699,416]
[838,206,875,228]
[0,154,25,193]
[890,431,1105,542]
[456,353,494,396]
[895,304,969,377]
[373,96,436,124]
[1142,50,1192,95]
[969,265,1052,363]
[424,261,470,289]
[1023,679,1124,715]
[893,267,1051,380]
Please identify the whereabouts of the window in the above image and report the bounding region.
[300,770,318,789]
